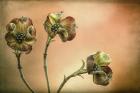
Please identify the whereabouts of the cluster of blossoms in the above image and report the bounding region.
[5,12,113,93]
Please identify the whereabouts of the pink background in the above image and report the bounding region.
[0,0,140,93]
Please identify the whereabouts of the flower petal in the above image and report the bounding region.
[9,17,33,33]
[25,25,36,45]
[17,43,32,53]
[19,43,32,54]
[44,12,62,27]
[94,51,111,66]
[93,72,109,86]
[60,16,76,41]
[44,17,57,38]
[7,41,17,50]
[86,55,95,74]
[25,26,36,41]
[24,37,36,45]
[10,18,19,25]
[93,66,112,86]
[6,23,16,32]
[10,17,33,26]
[58,29,69,42]
[19,16,33,26]
[49,12,63,24]
[44,16,54,27]
[5,32,16,43]
[101,66,112,78]
[7,41,32,53]
[27,26,36,37]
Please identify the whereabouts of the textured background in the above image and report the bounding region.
[0,0,140,93]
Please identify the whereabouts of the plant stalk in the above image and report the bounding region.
[57,61,88,93]
[43,36,52,93]
[15,51,35,93]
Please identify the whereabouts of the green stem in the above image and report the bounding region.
[15,51,35,93]
[43,36,52,93]
[57,61,88,93]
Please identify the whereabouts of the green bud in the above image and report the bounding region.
[94,51,111,66]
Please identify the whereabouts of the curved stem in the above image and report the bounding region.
[57,61,88,93]
[15,51,35,93]
[43,36,52,93]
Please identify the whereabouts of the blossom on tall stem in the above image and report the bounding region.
[43,12,77,93]
[5,16,36,93]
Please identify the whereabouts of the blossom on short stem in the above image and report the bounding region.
[86,51,112,86]
[44,12,76,42]
[5,16,36,54]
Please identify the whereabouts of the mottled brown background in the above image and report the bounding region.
[0,0,140,93]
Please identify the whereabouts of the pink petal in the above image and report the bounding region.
[60,16,76,41]
[7,41,17,50]
[5,32,16,43]
[19,43,32,54]
[58,30,68,42]
[101,66,112,75]
[86,55,95,74]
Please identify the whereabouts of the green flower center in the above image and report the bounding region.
[51,23,60,32]
[16,33,26,43]
[93,64,100,71]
